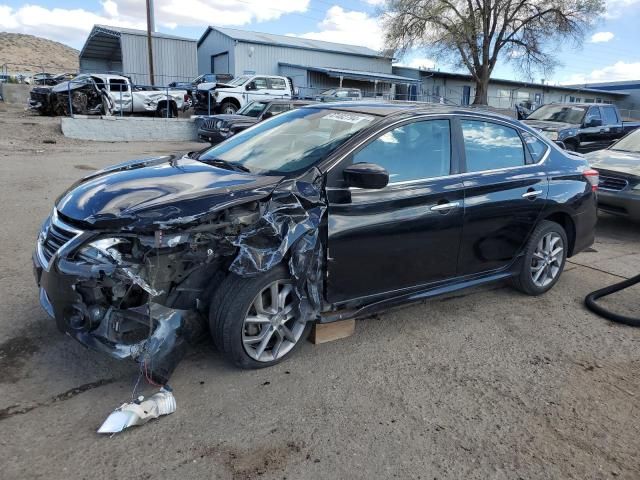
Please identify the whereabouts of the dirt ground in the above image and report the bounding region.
[1,103,639,480]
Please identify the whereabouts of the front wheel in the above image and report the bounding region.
[209,265,312,368]
[511,220,568,296]
[220,101,238,114]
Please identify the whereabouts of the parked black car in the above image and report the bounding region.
[524,103,640,152]
[586,128,640,221]
[33,103,598,381]
[197,99,314,144]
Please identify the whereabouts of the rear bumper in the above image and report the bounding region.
[597,189,640,221]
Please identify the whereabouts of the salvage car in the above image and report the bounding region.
[194,74,295,115]
[586,128,640,221]
[197,99,314,144]
[29,74,189,117]
[523,103,640,152]
[33,103,598,382]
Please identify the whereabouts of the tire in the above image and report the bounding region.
[510,220,568,296]
[209,265,312,368]
[220,101,238,114]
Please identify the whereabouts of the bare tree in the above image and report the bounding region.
[381,0,605,104]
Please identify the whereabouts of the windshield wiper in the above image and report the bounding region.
[203,158,251,173]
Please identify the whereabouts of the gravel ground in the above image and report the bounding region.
[1,104,639,480]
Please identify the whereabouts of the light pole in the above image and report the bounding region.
[146,0,155,86]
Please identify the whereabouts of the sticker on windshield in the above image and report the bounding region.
[324,112,373,124]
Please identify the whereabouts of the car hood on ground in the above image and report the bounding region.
[522,119,576,132]
[55,155,283,230]
[585,149,640,177]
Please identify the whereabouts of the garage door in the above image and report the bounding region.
[212,53,229,74]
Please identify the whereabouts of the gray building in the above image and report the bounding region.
[392,67,628,111]
[80,25,198,85]
[197,26,419,97]
[567,80,640,119]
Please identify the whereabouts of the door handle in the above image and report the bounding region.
[430,202,460,212]
[522,190,543,199]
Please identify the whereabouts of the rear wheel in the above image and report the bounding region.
[511,220,568,296]
[209,265,312,368]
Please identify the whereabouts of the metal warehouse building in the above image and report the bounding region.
[80,25,198,85]
[197,26,419,97]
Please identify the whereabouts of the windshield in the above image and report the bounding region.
[199,108,377,175]
[237,101,268,118]
[228,75,251,86]
[527,105,587,124]
[611,129,640,153]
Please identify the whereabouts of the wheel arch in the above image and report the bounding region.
[540,210,576,257]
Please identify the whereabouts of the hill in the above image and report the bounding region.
[0,32,79,73]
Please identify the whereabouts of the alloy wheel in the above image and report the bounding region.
[530,232,564,288]
[242,280,306,362]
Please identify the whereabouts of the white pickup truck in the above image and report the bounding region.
[29,73,189,117]
[194,74,295,114]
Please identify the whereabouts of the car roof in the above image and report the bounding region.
[302,101,517,122]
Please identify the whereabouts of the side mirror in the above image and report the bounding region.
[585,117,602,128]
[554,140,567,149]
[343,162,389,189]
[261,111,273,120]
[246,82,256,91]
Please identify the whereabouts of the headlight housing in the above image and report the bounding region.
[542,130,559,141]
[77,237,130,264]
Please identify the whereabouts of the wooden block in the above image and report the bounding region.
[309,319,355,344]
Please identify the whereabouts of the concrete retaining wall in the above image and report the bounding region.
[0,84,32,105]
[61,115,198,142]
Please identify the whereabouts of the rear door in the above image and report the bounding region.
[326,117,465,303]
[457,118,549,276]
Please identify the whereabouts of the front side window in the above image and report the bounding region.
[353,120,451,183]
[585,106,602,125]
[264,103,290,115]
[252,77,268,90]
[461,120,525,172]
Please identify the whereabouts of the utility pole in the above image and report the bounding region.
[146,0,155,85]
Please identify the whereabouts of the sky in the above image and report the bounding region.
[1,0,639,86]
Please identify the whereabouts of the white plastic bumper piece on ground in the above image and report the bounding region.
[97,388,176,434]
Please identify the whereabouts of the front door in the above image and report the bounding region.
[326,118,465,303]
[457,118,549,276]
[579,105,605,152]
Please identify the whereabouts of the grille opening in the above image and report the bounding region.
[599,175,629,191]
[41,217,80,263]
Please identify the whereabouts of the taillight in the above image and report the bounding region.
[583,168,599,192]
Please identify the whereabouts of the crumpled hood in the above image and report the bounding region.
[523,119,575,132]
[56,155,283,230]
[585,149,640,177]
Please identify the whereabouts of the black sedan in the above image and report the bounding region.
[33,103,598,381]
[586,128,640,221]
[197,99,314,144]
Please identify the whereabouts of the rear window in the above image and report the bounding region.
[601,106,619,125]
[461,120,525,172]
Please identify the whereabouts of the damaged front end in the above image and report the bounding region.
[33,157,326,384]
[29,79,112,116]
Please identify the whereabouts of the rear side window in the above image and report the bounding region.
[269,78,286,90]
[521,132,548,163]
[353,120,451,183]
[601,106,619,125]
[461,120,525,172]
